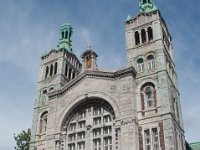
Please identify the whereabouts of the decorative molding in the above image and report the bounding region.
[48,67,136,99]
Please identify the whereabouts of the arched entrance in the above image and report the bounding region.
[60,98,115,150]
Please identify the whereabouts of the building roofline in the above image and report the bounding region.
[48,66,136,99]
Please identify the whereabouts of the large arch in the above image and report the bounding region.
[57,92,120,150]
[58,92,121,132]
[61,98,115,130]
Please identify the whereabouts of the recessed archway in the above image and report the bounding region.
[60,98,115,150]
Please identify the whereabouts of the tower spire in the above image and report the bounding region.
[57,22,73,53]
[139,0,158,13]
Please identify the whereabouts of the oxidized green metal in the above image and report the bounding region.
[57,22,73,53]
[139,0,158,13]
[190,142,200,150]
[126,15,132,22]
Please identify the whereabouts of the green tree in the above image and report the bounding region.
[14,128,31,150]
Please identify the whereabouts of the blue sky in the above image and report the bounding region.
[0,0,199,149]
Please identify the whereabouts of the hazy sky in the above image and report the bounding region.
[0,0,199,149]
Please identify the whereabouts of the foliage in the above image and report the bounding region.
[14,128,31,150]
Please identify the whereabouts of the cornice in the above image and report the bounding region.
[48,67,136,99]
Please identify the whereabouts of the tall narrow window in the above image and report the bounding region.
[137,58,144,73]
[65,31,68,39]
[68,144,75,150]
[145,87,153,108]
[68,134,76,142]
[78,132,85,140]
[45,66,49,78]
[144,129,151,150]
[79,111,86,119]
[135,31,140,45]
[78,121,86,128]
[144,128,160,150]
[94,107,101,116]
[103,126,112,135]
[69,123,76,131]
[141,83,157,110]
[72,71,76,79]
[77,142,85,150]
[143,0,147,3]
[39,112,48,134]
[54,62,57,75]
[93,117,101,125]
[62,32,64,38]
[50,64,53,76]
[41,90,47,104]
[94,139,101,150]
[152,128,159,150]
[148,27,153,41]
[93,128,101,137]
[103,115,111,123]
[104,137,112,150]
[141,29,146,43]
[68,68,72,79]
[147,55,155,70]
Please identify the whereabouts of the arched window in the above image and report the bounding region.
[141,29,146,43]
[147,55,155,70]
[49,87,54,91]
[45,66,49,78]
[68,68,72,79]
[65,31,68,39]
[143,0,147,3]
[72,71,76,79]
[147,27,153,41]
[42,90,47,94]
[137,58,144,73]
[50,64,53,76]
[54,62,57,75]
[141,83,157,110]
[41,90,48,104]
[61,99,115,150]
[135,31,140,46]
[145,87,153,108]
[39,111,48,134]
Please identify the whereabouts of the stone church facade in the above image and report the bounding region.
[30,0,186,150]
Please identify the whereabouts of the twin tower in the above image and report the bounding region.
[30,0,186,150]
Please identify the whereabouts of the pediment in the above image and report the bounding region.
[48,67,136,99]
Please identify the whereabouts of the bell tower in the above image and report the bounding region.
[57,23,73,52]
[30,22,82,150]
[125,0,186,149]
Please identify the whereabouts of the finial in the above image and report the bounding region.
[86,45,92,50]
[139,0,158,13]
[126,15,132,22]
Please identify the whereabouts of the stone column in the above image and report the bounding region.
[146,29,149,42]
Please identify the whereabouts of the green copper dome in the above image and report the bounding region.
[139,0,158,13]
